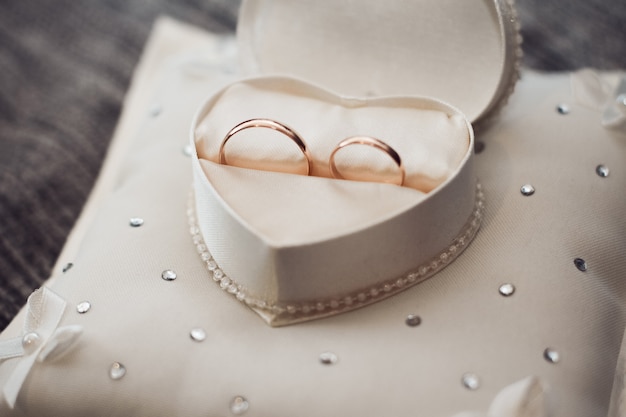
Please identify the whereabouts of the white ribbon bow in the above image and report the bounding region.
[0,287,82,409]
[571,69,626,132]
[452,377,552,417]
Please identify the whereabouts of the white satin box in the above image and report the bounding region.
[0,1,626,416]
[191,0,520,326]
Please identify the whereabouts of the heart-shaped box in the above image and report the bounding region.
[190,0,520,326]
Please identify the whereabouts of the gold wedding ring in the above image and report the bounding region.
[218,119,311,175]
[329,136,405,186]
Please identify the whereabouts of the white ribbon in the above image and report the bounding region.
[571,69,626,132]
[0,287,82,409]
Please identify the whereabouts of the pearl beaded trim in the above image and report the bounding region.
[188,183,484,321]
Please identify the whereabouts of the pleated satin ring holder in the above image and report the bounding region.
[217,118,405,186]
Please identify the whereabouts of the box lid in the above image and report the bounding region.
[237,0,521,122]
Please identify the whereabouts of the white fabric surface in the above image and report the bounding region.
[0,8,624,417]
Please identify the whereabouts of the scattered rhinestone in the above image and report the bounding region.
[319,351,338,365]
[161,269,177,281]
[556,104,570,115]
[109,362,126,380]
[76,301,91,314]
[498,283,515,297]
[462,373,481,390]
[596,165,610,178]
[129,217,144,227]
[574,258,587,272]
[543,348,560,364]
[190,328,207,342]
[149,104,162,117]
[230,396,249,415]
[405,314,422,327]
[183,144,194,157]
[520,184,535,196]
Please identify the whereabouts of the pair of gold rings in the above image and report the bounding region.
[218,119,405,186]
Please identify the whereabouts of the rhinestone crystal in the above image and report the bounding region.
[149,104,162,117]
[190,328,206,342]
[574,258,587,272]
[161,269,177,281]
[183,144,193,157]
[462,373,480,390]
[76,301,91,314]
[109,362,126,380]
[230,396,249,415]
[319,351,338,365]
[520,184,535,196]
[544,348,560,364]
[596,165,610,178]
[498,284,516,297]
[405,314,422,327]
[129,218,144,227]
[220,277,232,289]
[520,184,535,197]
[556,104,570,115]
